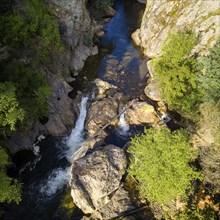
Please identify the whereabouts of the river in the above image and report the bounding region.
[3,1,145,219]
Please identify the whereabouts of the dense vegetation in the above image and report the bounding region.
[128,33,220,218]
[0,147,22,204]
[0,0,62,204]
[152,30,201,117]
[128,127,200,206]
[0,0,62,135]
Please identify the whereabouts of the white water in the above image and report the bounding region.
[39,168,70,196]
[65,96,88,162]
[117,112,130,136]
[160,112,172,123]
[39,96,88,196]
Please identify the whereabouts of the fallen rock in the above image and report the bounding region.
[92,79,118,100]
[144,78,162,102]
[125,101,159,125]
[70,145,132,218]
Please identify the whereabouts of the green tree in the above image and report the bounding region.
[0,82,25,134]
[152,30,201,116]
[0,147,22,204]
[199,38,220,103]
[128,127,200,206]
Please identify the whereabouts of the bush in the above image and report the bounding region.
[128,127,200,206]
[199,38,220,103]
[152,30,201,116]
[0,147,22,204]
[0,82,25,135]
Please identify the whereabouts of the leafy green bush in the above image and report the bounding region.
[0,82,25,135]
[0,147,22,204]
[199,38,220,103]
[128,127,200,206]
[0,0,63,61]
[1,59,50,127]
[152,30,201,116]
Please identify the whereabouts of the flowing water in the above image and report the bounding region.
[3,1,146,219]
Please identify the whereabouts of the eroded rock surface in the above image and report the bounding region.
[70,145,133,218]
[125,101,159,125]
[48,0,98,73]
[132,0,220,58]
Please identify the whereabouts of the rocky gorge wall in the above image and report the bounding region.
[5,0,99,153]
[132,0,220,58]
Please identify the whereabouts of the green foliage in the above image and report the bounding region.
[0,0,63,61]
[0,59,51,127]
[152,30,201,116]
[128,127,200,206]
[177,204,217,220]
[0,147,22,204]
[0,82,25,134]
[199,38,220,103]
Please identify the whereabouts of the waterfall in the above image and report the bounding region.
[65,96,88,162]
[39,96,88,196]
[118,112,130,136]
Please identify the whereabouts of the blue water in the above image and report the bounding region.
[99,0,147,95]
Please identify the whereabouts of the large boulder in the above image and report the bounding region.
[70,145,133,218]
[132,0,220,58]
[86,90,123,137]
[125,101,159,125]
[144,78,162,102]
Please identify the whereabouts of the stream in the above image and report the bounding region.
[3,1,146,219]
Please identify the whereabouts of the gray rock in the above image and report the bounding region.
[85,91,122,137]
[70,145,130,216]
[43,76,80,136]
[133,0,220,58]
[144,78,162,102]
[48,0,98,72]
[125,101,159,125]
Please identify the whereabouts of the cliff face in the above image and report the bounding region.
[132,0,220,58]
[48,0,97,73]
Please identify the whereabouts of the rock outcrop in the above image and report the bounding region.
[48,0,98,74]
[70,145,134,219]
[6,76,81,154]
[125,101,159,125]
[132,0,220,58]
[85,79,122,137]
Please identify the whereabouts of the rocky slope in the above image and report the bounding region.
[132,0,220,58]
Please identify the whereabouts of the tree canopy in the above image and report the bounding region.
[128,127,200,206]
[0,82,25,134]
[0,147,22,204]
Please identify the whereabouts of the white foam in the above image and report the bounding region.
[65,96,88,162]
[39,167,70,196]
[117,112,130,136]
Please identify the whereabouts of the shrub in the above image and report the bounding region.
[128,127,200,206]
[0,147,22,204]
[0,82,25,135]
[152,30,201,116]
